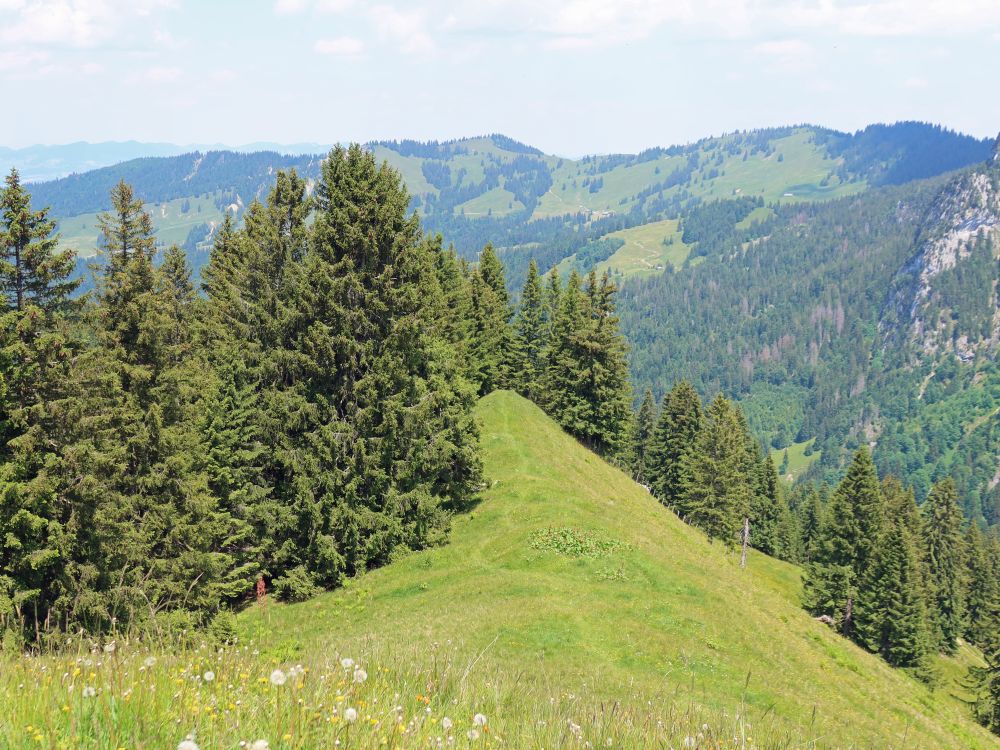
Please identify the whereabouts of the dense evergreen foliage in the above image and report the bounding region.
[0,153,488,642]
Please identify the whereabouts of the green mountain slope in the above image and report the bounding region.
[243,391,994,748]
[621,152,1000,521]
[30,124,991,281]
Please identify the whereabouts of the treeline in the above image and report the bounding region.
[628,383,797,556]
[0,146,644,648]
[801,450,1000,729]
[0,149,492,645]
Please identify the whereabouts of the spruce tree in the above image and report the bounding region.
[543,268,561,341]
[542,270,591,436]
[854,521,931,674]
[647,381,702,509]
[749,452,783,556]
[922,478,967,653]
[0,174,82,642]
[964,522,1000,649]
[803,448,883,634]
[798,487,825,563]
[677,394,751,545]
[0,168,76,312]
[629,389,657,483]
[468,245,516,395]
[514,259,546,400]
[585,272,634,458]
[301,145,483,584]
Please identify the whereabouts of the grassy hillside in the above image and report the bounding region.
[243,392,990,747]
[2,391,993,748]
[58,194,225,258]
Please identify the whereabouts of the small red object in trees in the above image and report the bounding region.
[256,575,266,604]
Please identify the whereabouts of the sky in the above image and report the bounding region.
[0,0,998,155]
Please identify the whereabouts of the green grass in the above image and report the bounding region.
[534,129,867,221]
[57,194,225,258]
[454,187,523,217]
[771,438,821,482]
[596,218,691,277]
[2,392,992,748]
[556,219,692,279]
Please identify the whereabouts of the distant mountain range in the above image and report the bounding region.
[0,140,333,183]
[8,122,999,518]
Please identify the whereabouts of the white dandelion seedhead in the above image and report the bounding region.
[442,716,453,730]
[103,642,116,654]
[682,736,696,749]
[143,656,156,668]
[177,739,200,750]
[344,707,358,723]
[473,713,487,726]
[289,664,305,679]
[203,671,215,683]
[250,740,270,750]
[340,657,355,670]
[269,669,287,686]
[467,729,481,741]
[82,686,96,698]
[353,668,368,683]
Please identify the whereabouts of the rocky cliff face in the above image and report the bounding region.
[884,146,1000,362]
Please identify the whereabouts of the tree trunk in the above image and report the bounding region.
[740,517,750,568]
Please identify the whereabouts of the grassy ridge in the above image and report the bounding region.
[243,392,992,748]
[2,392,992,748]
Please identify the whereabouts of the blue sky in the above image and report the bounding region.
[0,0,998,154]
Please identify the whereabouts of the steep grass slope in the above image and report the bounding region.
[245,391,995,749]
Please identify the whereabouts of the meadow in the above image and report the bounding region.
[1,392,993,749]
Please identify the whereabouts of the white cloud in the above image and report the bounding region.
[314,36,365,56]
[274,0,309,14]
[0,48,47,72]
[370,4,435,55]
[145,65,182,82]
[904,76,928,89]
[0,0,176,48]
[753,38,814,62]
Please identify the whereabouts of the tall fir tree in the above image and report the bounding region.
[922,478,967,654]
[647,381,702,509]
[749,451,784,556]
[677,394,751,545]
[964,522,1000,649]
[0,168,76,312]
[543,268,561,341]
[803,448,883,635]
[467,245,516,395]
[297,146,482,588]
[797,486,826,563]
[628,389,657,483]
[0,172,82,642]
[854,520,931,674]
[584,271,633,458]
[514,259,546,400]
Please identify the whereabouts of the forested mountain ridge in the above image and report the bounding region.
[26,123,993,278]
[621,146,1000,523]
